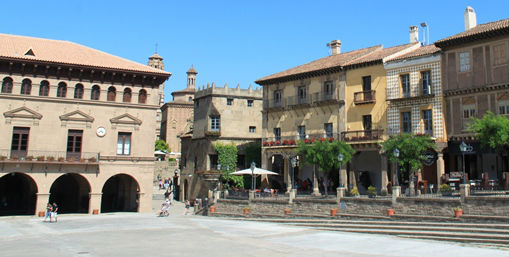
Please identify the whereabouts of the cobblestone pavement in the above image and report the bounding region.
[0,207,507,257]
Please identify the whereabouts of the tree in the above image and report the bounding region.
[297,140,354,195]
[155,139,170,153]
[214,142,243,189]
[468,111,509,175]
[382,134,436,194]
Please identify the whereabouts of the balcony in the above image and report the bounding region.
[353,90,376,105]
[311,92,340,104]
[263,133,340,147]
[263,99,284,109]
[0,149,99,164]
[341,129,384,142]
[286,95,309,106]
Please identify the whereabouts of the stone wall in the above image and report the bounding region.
[463,197,509,216]
[394,198,460,216]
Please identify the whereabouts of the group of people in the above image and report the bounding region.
[43,202,58,223]
[157,175,173,191]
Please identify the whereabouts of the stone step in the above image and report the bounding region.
[400,235,509,245]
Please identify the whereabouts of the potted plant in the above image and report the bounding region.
[243,206,250,215]
[210,205,216,213]
[0,156,7,161]
[36,156,45,161]
[349,187,360,197]
[88,157,97,162]
[289,139,296,145]
[330,208,338,216]
[367,186,377,198]
[284,208,291,214]
[25,156,34,161]
[328,137,334,142]
[453,206,463,218]
[58,157,65,162]
[47,156,56,162]
[440,184,452,196]
[386,208,395,216]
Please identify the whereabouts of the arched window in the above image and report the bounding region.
[91,85,100,100]
[188,96,193,102]
[20,79,32,95]
[39,80,50,96]
[74,84,84,99]
[57,82,67,98]
[107,86,116,101]
[138,89,147,104]
[1,77,13,93]
[123,88,132,103]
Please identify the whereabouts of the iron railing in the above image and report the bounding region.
[263,133,341,146]
[353,90,376,104]
[341,129,384,141]
[0,149,99,162]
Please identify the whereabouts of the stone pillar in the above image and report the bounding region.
[460,184,470,202]
[289,189,296,204]
[392,186,401,204]
[213,190,220,204]
[35,193,50,217]
[249,190,255,201]
[312,165,321,196]
[285,158,292,194]
[348,161,357,190]
[89,192,102,214]
[380,153,388,195]
[436,153,445,186]
[340,167,347,188]
[337,187,346,198]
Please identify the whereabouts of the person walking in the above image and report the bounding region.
[43,203,52,222]
[51,203,58,222]
[184,200,190,215]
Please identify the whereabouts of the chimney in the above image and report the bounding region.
[327,40,342,55]
[409,26,419,43]
[464,6,477,30]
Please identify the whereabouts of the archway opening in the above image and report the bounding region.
[49,173,90,214]
[0,173,37,216]
[184,180,189,201]
[101,174,139,213]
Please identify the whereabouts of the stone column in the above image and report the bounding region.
[436,153,445,186]
[286,158,292,194]
[35,193,50,217]
[460,184,470,202]
[348,162,357,189]
[380,153,388,195]
[340,167,347,188]
[312,165,321,196]
[89,192,102,214]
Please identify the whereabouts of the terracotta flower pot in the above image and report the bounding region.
[243,208,250,215]
[454,209,463,218]
[284,209,291,214]
[92,209,99,215]
[38,211,45,217]
[386,208,395,217]
[330,209,337,217]
[210,206,216,213]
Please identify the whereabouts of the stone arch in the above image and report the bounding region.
[49,173,91,214]
[0,172,37,216]
[101,174,139,213]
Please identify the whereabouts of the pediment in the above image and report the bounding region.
[110,113,142,125]
[59,110,95,122]
[4,106,42,119]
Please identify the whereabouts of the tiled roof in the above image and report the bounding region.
[255,45,382,84]
[386,45,441,62]
[0,33,170,76]
[345,43,420,67]
[435,18,509,48]
[187,66,198,74]
[172,87,196,95]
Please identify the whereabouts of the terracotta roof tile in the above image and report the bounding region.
[345,42,420,67]
[255,45,382,84]
[187,66,198,74]
[435,18,509,47]
[0,33,170,76]
[386,45,441,62]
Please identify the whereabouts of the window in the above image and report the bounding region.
[274,90,282,104]
[422,110,433,136]
[298,125,306,140]
[324,81,334,96]
[249,126,256,133]
[39,80,50,96]
[210,116,220,132]
[324,123,333,138]
[107,86,116,101]
[227,98,233,106]
[91,85,100,100]
[421,71,431,95]
[493,44,507,66]
[66,130,83,160]
[188,96,193,102]
[273,127,281,141]
[57,82,67,97]
[459,52,471,72]
[2,77,13,93]
[462,104,476,129]
[401,74,410,98]
[138,89,147,104]
[362,76,371,91]
[401,112,412,133]
[74,84,84,99]
[247,99,253,107]
[117,132,131,155]
[498,100,509,115]
[298,86,307,103]
[20,79,32,95]
[11,127,29,158]
[123,88,132,102]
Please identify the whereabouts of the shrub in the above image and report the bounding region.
[440,184,452,192]
[367,186,377,196]
[349,187,359,196]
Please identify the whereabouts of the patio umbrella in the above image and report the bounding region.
[231,167,279,191]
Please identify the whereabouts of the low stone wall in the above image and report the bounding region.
[213,196,509,217]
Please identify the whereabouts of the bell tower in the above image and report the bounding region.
[148,53,165,70]
[186,66,198,89]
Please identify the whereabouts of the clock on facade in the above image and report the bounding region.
[96,127,106,137]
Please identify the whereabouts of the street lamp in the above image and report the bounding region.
[459,141,467,184]
[250,161,256,192]
[337,153,343,188]
[217,163,221,171]
[291,157,297,190]
[393,148,400,186]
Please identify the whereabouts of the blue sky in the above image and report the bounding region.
[1,1,508,102]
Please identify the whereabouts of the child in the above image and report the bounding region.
[43,203,52,222]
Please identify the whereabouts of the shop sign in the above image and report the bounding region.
[422,150,436,166]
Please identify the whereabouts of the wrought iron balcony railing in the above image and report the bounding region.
[353,90,376,105]
[341,129,384,142]
[0,149,100,163]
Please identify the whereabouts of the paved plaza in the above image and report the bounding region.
[0,204,507,257]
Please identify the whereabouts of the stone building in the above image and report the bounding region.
[435,8,509,182]
[256,39,418,195]
[0,33,170,216]
[160,66,196,158]
[385,35,446,187]
[179,83,262,200]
